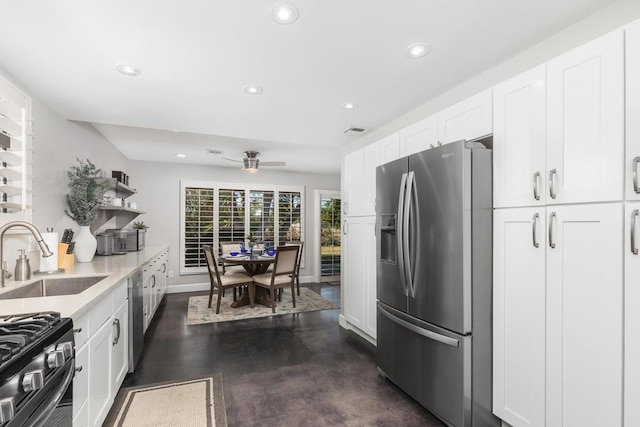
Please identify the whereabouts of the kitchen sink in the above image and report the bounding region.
[0,275,108,300]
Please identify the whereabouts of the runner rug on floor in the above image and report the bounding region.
[187,287,338,325]
[103,374,227,427]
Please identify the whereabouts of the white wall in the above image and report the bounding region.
[343,0,640,155]
[0,66,129,269]
[126,160,340,288]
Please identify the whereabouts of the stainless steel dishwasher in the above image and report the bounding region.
[128,268,144,372]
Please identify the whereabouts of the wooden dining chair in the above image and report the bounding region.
[251,245,299,313]
[203,246,253,314]
[219,241,246,275]
[286,241,304,296]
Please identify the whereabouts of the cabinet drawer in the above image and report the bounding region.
[112,279,128,307]
[88,292,112,334]
[72,311,89,348]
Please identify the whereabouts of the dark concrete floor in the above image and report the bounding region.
[122,283,444,427]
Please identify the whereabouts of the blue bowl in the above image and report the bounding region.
[229,251,239,256]
[267,249,277,256]
[240,249,248,254]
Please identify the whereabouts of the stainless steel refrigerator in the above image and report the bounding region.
[376,140,498,427]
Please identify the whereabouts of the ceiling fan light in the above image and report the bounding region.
[244,157,259,172]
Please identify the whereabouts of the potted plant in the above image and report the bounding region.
[246,232,258,249]
[65,158,105,262]
[132,221,149,231]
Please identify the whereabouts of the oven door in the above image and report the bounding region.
[8,358,74,427]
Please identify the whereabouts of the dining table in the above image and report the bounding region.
[220,253,276,308]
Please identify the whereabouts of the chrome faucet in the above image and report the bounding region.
[0,221,53,287]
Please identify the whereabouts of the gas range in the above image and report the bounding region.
[0,312,74,426]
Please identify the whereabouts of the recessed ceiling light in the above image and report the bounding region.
[270,3,299,24]
[176,153,186,158]
[115,63,141,76]
[243,85,264,95]
[342,102,359,110]
[405,43,431,59]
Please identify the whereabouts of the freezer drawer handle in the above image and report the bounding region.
[634,157,640,193]
[632,209,639,255]
[379,307,459,348]
[533,172,541,201]
[532,213,540,248]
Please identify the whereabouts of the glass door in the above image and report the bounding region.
[320,195,341,282]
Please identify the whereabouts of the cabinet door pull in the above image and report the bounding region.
[549,212,556,249]
[632,210,639,255]
[343,220,348,235]
[533,172,541,201]
[112,318,121,346]
[634,158,640,194]
[343,201,348,215]
[75,366,83,373]
[549,169,557,199]
[73,327,82,333]
[532,213,540,248]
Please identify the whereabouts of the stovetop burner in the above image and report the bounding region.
[0,312,62,368]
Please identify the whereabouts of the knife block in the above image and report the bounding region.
[57,243,75,270]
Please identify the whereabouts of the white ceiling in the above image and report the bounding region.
[0,0,619,175]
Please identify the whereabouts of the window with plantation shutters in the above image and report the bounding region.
[180,181,304,274]
[278,191,302,243]
[218,188,245,243]
[183,187,214,268]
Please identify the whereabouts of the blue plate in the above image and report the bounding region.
[229,252,239,256]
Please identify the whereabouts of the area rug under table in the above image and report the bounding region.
[187,287,338,325]
[104,374,227,427]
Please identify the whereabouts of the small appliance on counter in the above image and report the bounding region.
[96,231,115,256]
[107,229,130,254]
[124,229,145,251]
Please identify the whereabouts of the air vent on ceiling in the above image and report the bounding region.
[344,126,367,135]
[207,149,222,155]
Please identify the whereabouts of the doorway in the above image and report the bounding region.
[314,190,341,284]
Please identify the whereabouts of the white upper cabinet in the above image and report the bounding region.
[343,149,365,217]
[493,66,547,208]
[626,21,640,200]
[378,132,400,165]
[546,29,624,205]
[399,114,438,157]
[437,89,492,144]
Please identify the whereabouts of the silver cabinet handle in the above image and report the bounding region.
[112,318,121,346]
[533,172,541,201]
[343,201,348,215]
[342,220,347,235]
[549,169,557,199]
[75,365,83,373]
[532,213,540,248]
[73,327,82,333]
[549,212,556,249]
[632,210,639,255]
[634,157,640,194]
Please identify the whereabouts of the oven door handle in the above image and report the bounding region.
[30,362,74,427]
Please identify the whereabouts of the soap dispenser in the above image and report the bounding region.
[14,249,31,281]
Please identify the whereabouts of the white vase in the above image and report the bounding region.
[74,225,97,263]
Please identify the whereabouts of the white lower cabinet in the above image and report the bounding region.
[494,203,623,427]
[88,318,113,427]
[73,344,89,427]
[546,203,623,427]
[111,299,128,391]
[342,216,376,339]
[73,278,130,427]
[625,202,640,427]
[493,207,546,427]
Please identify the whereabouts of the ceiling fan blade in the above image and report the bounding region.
[221,157,242,163]
[260,161,286,167]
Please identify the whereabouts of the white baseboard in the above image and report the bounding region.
[338,314,377,346]
[167,282,209,294]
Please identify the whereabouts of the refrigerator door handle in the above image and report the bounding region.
[379,305,459,348]
[397,172,408,295]
[406,171,419,298]
[402,171,413,297]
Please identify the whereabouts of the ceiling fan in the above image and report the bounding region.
[222,150,286,173]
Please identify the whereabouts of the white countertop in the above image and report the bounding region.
[0,245,168,318]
